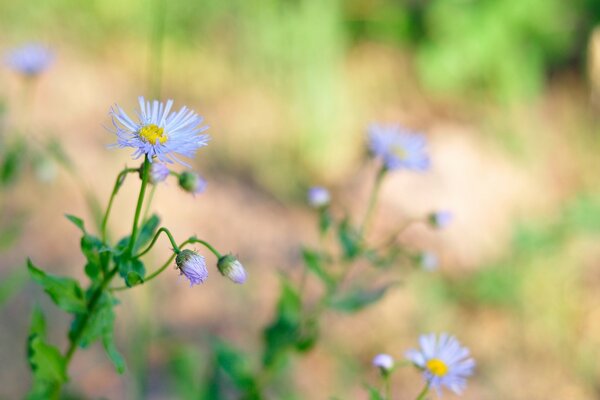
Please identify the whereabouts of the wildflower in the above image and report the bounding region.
[367,123,430,171]
[148,162,169,184]
[405,333,475,396]
[175,249,208,286]
[217,254,247,284]
[307,186,330,208]
[5,43,54,77]
[372,353,394,372]
[429,211,453,229]
[178,171,206,194]
[110,96,209,166]
[419,251,438,272]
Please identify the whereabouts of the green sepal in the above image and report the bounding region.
[328,283,398,313]
[28,259,87,314]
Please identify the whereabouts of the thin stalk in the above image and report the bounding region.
[415,382,430,400]
[127,157,150,256]
[101,167,139,243]
[142,185,157,223]
[135,227,180,258]
[359,166,387,236]
[384,374,391,400]
[188,238,222,259]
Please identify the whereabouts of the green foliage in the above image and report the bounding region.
[329,283,397,313]
[301,248,335,290]
[365,385,385,400]
[28,259,87,314]
[0,138,26,187]
[338,218,362,260]
[213,341,260,399]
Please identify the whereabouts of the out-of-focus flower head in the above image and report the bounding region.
[307,186,330,208]
[419,251,438,272]
[367,123,430,171]
[217,254,247,284]
[429,210,453,229]
[178,171,206,195]
[372,353,395,372]
[148,162,170,184]
[175,249,208,286]
[5,43,54,77]
[405,333,475,396]
[109,96,210,166]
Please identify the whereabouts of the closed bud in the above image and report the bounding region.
[175,249,208,286]
[217,254,247,284]
[178,171,206,194]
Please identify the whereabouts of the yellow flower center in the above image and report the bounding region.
[392,145,407,160]
[426,358,448,377]
[139,124,167,145]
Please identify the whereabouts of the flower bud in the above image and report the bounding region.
[372,353,394,372]
[217,254,247,284]
[429,210,453,229]
[149,162,169,184]
[307,186,330,208]
[175,249,208,286]
[178,171,206,194]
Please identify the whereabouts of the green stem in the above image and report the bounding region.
[142,185,157,223]
[415,382,430,400]
[135,227,180,258]
[359,166,387,236]
[384,374,391,400]
[188,238,222,259]
[101,167,139,243]
[127,158,150,256]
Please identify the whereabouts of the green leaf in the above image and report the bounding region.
[329,283,398,313]
[65,214,85,232]
[366,385,385,400]
[262,279,302,367]
[117,258,146,287]
[134,214,160,253]
[215,341,259,395]
[80,233,107,280]
[301,248,335,290]
[0,138,26,187]
[338,218,362,259]
[103,329,125,374]
[28,259,86,314]
[318,208,333,234]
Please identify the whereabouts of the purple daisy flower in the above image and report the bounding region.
[175,249,208,286]
[307,186,330,208]
[109,96,210,166]
[5,43,54,77]
[405,333,475,396]
[367,123,430,171]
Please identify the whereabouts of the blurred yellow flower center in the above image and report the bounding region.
[392,145,407,160]
[426,359,448,377]
[139,124,167,145]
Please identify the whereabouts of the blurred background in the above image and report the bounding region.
[1,0,600,399]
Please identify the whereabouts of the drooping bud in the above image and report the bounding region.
[178,171,206,194]
[372,353,395,373]
[217,254,247,284]
[307,186,330,208]
[175,249,208,286]
[149,162,169,184]
[428,210,453,229]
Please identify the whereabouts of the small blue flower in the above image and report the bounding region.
[430,211,453,229]
[307,186,330,208]
[367,123,430,171]
[110,96,210,166]
[149,162,170,184]
[176,249,208,286]
[372,353,394,372]
[406,333,475,396]
[5,43,54,77]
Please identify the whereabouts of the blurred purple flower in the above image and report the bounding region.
[372,353,394,371]
[405,333,475,396]
[419,251,438,272]
[5,43,54,77]
[176,249,208,286]
[367,123,430,171]
[149,162,170,184]
[110,96,210,166]
[430,210,453,229]
[307,186,330,208]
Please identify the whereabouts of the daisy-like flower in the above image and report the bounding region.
[405,333,475,396]
[372,353,395,372]
[178,171,206,194]
[429,211,453,229]
[5,43,54,77]
[367,123,430,171]
[175,249,208,286]
[148,162,170,184]
[307,186,330,208]
[110,96,210,166]
[217,254,247,284]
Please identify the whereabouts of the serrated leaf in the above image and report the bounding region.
[28,259,86,314]
[65,214,85,232]
[328,283,398,313]
[301,248,335,290]
[28,336,67,383]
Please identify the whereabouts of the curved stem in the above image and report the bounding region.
[188,238,222,259]
[415,382,430,400]
[127,157,150,256]
[135,227,180,258]
[101,167,139,243]
[359,166,387,236]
